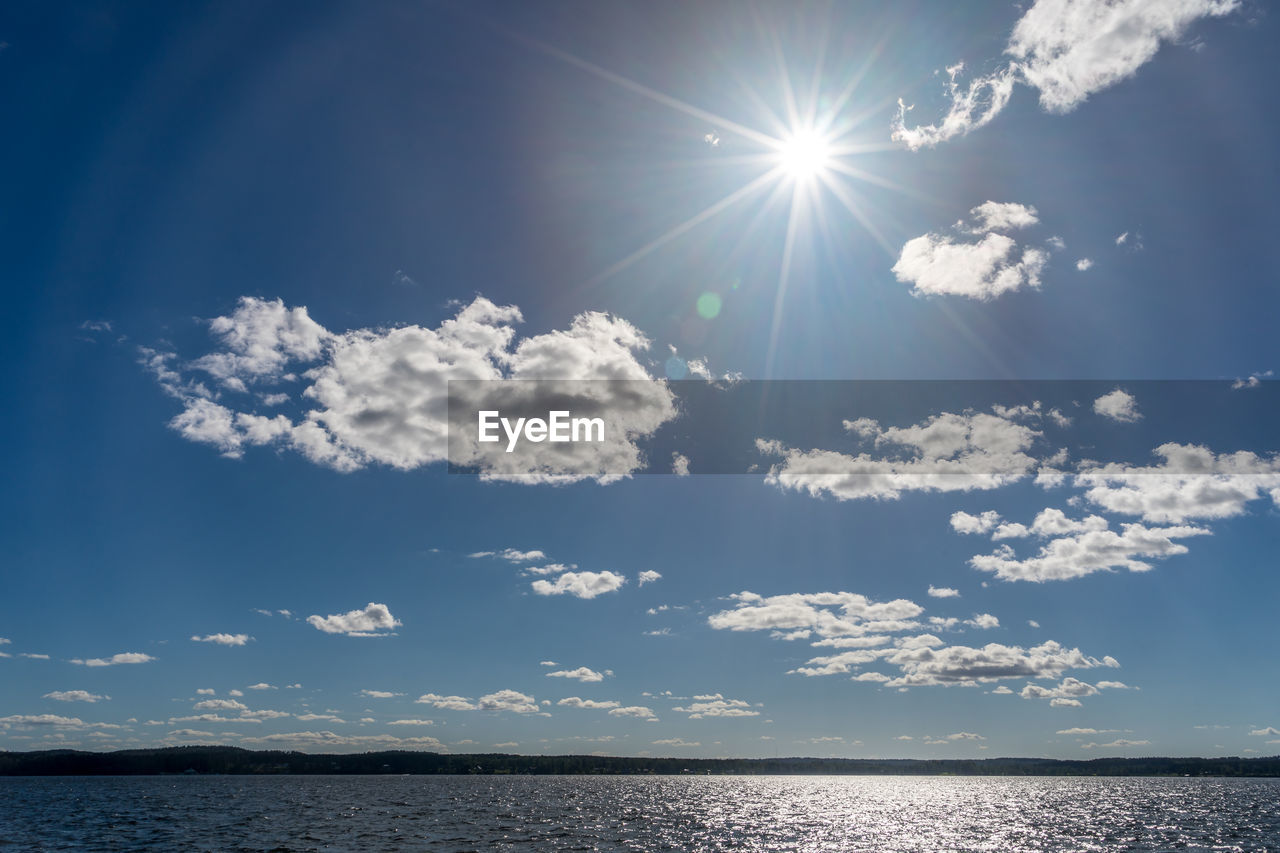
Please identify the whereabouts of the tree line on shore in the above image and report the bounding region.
[2,747,1279,777]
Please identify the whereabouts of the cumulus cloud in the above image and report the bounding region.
[190,633,252,646]
[557,697,621,710]
[415,690,540,714]
[306,603,401,637]
[545,667,607,683]
[360,690,401,699]
[1232,370,1271,390]
[892,203,1048,300]
[144,296,677,483]
[672,695,760,719]
[671,453,690,476]
[239,731,446,751]
[1076,258,1093,271]
[951,510,1001,535]
[42,691,109,703]
[759,408,1042,501]
[638,570,662,586]
[1074,444,1280,524]
[893,0,1241,149]
[608,705,658,719]
[469,549,546,562]
[927,586,960,598]
[70,653,155,667]
[531,571,626,600]
[1093,388,1141,423]
[969,517,1208,582]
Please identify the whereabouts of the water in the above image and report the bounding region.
[2,775,1278,851]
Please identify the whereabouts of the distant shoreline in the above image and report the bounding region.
[2,747,1278,777]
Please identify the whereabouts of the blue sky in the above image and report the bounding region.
[3,1,1279,758]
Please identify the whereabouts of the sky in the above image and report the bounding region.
[2,0,1279,759]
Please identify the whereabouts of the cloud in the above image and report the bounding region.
[892,203,1048,300]
[1074,444,1280,523]
[672,695,760,719]
[190,633,252,646]
[1093,388,1141,423]
[386,719,435,726]
[653,738,700,747]
[608,706,658,719]
[195,689,215,696]
[0,715,124,730]
[469,548,546,562]
[1076,258,1093,271]
[360,690,401,699]
[1232,370,1272,390]
[1020,677,1099,704]
[969,517,1208,582]
[145,297,677,483]
[416,694,478,711]
[708,591,923,640]
[306,602,401,637]
[965,614,1000,630]
[70,653,155,667]
[1249,727,1280,737]
[239,731,446,751]
[893,0,1241,149]
[531,571,626,599]
[42,691,109,703]
[415,690,541,714]
[246,683,276,691]
[557,697,620,710]
[884,640,1118,688]
[193,699,248,712]
[759,408,1042,501]
[637,570,662,586]
[927,586,960,599]
[671,453,690,476]
[1081,739,1150,749]
[950,510,1001,535]
[477,690,540,714]
[545,667,607,683]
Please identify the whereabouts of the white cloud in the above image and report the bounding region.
[965,614,1000,630]
[638,570,662,586]
[892,203,1048,300]
[0,715,124,730]
[531,571,626,600]
[295,714,345,723]
[193,699,248,712]
[671,453,690,476]
[653,737,700,747]
[477,690,540,714]
[239,731,446,751]
[1232,370,1272,390]
[416,694,478,711]
[386,719,434,726]
[1020,677,1100,703]
[42,691,109,703]
[672,695,760,719]
[927,586,960,599]
[306,602,401,637]
[969,518,1208,582]
[1075,258,1093,271]
[545,667,606,683]
[1081,738,1150,749]
[760,409,1042,501]
[70,653,155,667]
[883,640,1118,688]
[360,690,401,699]
[246,683,275,691]
[1093,388,1141,423]
[190,633,252,646]
[469,548,546,562]
[608,706,658,719]
[950,510,1001,535]
[1248,727,1280,737]
[415,690,540,714]
[557,697,621,710]
[1075,444,1280,523]
[195,689,215,696]
[146,297,677,483]
[708,591,923,640]
[893,0,1241,149]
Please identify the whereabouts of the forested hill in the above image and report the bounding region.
[2,748,1279,776]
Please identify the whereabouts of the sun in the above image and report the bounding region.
[776,128,833,181]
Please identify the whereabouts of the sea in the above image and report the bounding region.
[2,775,1278,851]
